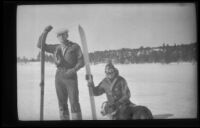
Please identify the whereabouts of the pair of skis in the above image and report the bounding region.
[39,25,97,120]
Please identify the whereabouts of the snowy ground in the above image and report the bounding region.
[17,62,197,120]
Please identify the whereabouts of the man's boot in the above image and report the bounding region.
[60,114,70,120]
[71,112,82,120]
[59,110,70,120]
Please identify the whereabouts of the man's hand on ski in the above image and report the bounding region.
[86,74,94,86]
[37,25,53,49]
[44,25,53,33]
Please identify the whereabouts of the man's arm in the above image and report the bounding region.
[37,26,57,54]
[92,81,105,96]
[87,75,105,96]
[73,45,85,71]
[117,79,131,104]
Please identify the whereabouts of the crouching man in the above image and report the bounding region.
[87,61,153,120]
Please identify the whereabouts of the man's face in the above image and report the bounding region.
[57,33,68,43]
[105,66,115,80]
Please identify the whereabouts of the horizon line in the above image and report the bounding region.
[17,42,196,59]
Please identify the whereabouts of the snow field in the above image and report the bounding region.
[17,62,197,120]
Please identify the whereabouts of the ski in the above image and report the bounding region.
[78,25,97,120]
[39,32,45,120]
[39,26,52,120]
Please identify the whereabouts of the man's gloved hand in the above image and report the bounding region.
[87,81,94,87]
[108,103,117,111]
[65,68,76,77]
[85,74,94,86]
[85,74,93,81]
[54,48,62,65]
[108,101,122,112]
[44,25,53,32]
[114,101,122,108]
[101,102,117,116]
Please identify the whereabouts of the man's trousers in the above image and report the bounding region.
[55,69,82,120]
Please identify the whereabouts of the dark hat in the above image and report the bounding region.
[105,60,119,77]
[105,60,115,69]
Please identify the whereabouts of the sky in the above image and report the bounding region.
[17,3,197,58]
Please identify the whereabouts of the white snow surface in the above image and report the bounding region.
[17,62,197,120]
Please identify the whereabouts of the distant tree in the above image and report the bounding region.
[36,52,54,63]
[37,52,41,61]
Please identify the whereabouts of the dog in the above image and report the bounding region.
[101,101,153,120]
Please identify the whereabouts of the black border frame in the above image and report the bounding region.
[3,0,199,127]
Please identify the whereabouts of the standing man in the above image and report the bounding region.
[37,25,84,120]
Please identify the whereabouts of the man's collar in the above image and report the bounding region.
[62,40,72,46]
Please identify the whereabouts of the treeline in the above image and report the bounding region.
[17,53,54,63]
[89,43,197,64]
[17,42,197,64]
[17,56,37,63]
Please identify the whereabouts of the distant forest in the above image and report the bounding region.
[17,43,197,64]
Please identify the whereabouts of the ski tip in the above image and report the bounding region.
[78,25,84,33]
